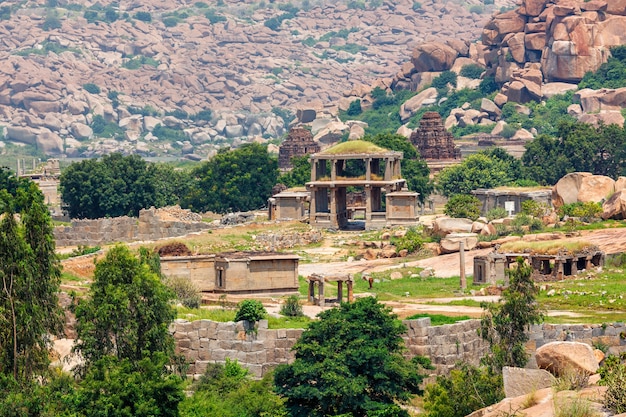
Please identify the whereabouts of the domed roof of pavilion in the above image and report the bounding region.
[318,140,395,156]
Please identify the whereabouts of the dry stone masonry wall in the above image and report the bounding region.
[54,207,211,247]
[172,318,626,378]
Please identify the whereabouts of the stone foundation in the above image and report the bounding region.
[171,318,626,379]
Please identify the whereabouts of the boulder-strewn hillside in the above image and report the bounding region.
[0,0,514,158]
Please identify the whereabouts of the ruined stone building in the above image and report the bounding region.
[410,112,461,177]
[410,112,461,160]
[278,127,320,170]
[306,140,419,230]
[160,251,300,295]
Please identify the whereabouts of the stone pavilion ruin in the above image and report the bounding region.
[306,140,419,230]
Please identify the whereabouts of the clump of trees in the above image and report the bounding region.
[275,297,432,417]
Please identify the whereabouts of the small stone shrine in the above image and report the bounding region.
[410,112,461,160]
[278,127,320,170]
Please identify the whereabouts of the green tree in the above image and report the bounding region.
[72,245,176,373]
[277,155,311,188]
[522,121,626,184]
[444,194,481,220]
[60,153,187,219]
[182,143,278,213]
[0,176,64,382]
[479,258,544,371]
[437,147,522,196]
[423,362,503,417]
[70,353,184,417]
[274,297,431,417]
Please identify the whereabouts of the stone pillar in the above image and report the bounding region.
[331,159,337,181]
[337,281,343,303]
[318,280,325,307]
[365,185,372,224]
[347,280,354,302]
[366,158,371,181]
[329,187,337,228]
[310,158,317,181]
[308,281,315,303]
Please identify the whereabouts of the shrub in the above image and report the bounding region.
[166,276,201,309]
[469,4,484,13]
[486,206,507,221]
[391,227,423,254]
[479,76,499,95]
[431,70,458,92]
[346,99,362,116]
[280,295,303,317]
[163,16,179,27]
[460,64,484,79]
[600,354,626,413]
[557,202,603,222]
[552,365,589,392]
[412,1,422,10]
[499,123,518,139]
[234,299,267,329]
[134,11,152,22]
[521,200,550,218]
[444,194,481,220]
[83,83,101,94]
[205,8,226,24]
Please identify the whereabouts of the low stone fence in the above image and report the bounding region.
[171,318,626,378]
[54,207,211,247]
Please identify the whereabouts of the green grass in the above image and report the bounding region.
[404,313,472,325]
[175,306,312,329]
[320,140,388,155]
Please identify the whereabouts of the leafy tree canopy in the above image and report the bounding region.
[0,175,64,381]
[182,143,278,213]
[277,155,311,188]
[437,147,522,197]
[60,153,189,219]
[73,245,176,373]
[522,120,626,184]
[274,297,431,417]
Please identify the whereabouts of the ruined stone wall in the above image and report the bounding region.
[54,207,211,247]
[172,318,626,378]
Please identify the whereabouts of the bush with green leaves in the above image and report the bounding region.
[181,359,286,417]
[557,202,603,222]
[134,11,152,22]
[521,199,550,218]
[347,99,362,116]
[423,362,504,417]
[486,206,507,221]
[444,194,481,220]
[511,213,543,233]
[459,64,484,79]
[166,276,202,309]
[280,295,304,317]
[234,299,267,324]
[83,83,101,94]
[599,354,626,414]
[391,227,424,254]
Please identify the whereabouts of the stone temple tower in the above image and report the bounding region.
[409,111,460,160]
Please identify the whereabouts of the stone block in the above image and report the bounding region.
[178,339,191,349]
[190,338,200,350]
[276,329,287,339]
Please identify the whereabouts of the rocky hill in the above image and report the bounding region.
[0,0,514,159]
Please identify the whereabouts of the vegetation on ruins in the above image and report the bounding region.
[60,153,189,219]
[274,297,432,417]
[182,143,278,214]
[180,359,287,417]
[443,194,481,220]
[423,363,504,417]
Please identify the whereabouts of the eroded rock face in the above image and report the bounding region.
[602,189,626,220]
[535,341,599,376]
[552,172,615,208]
